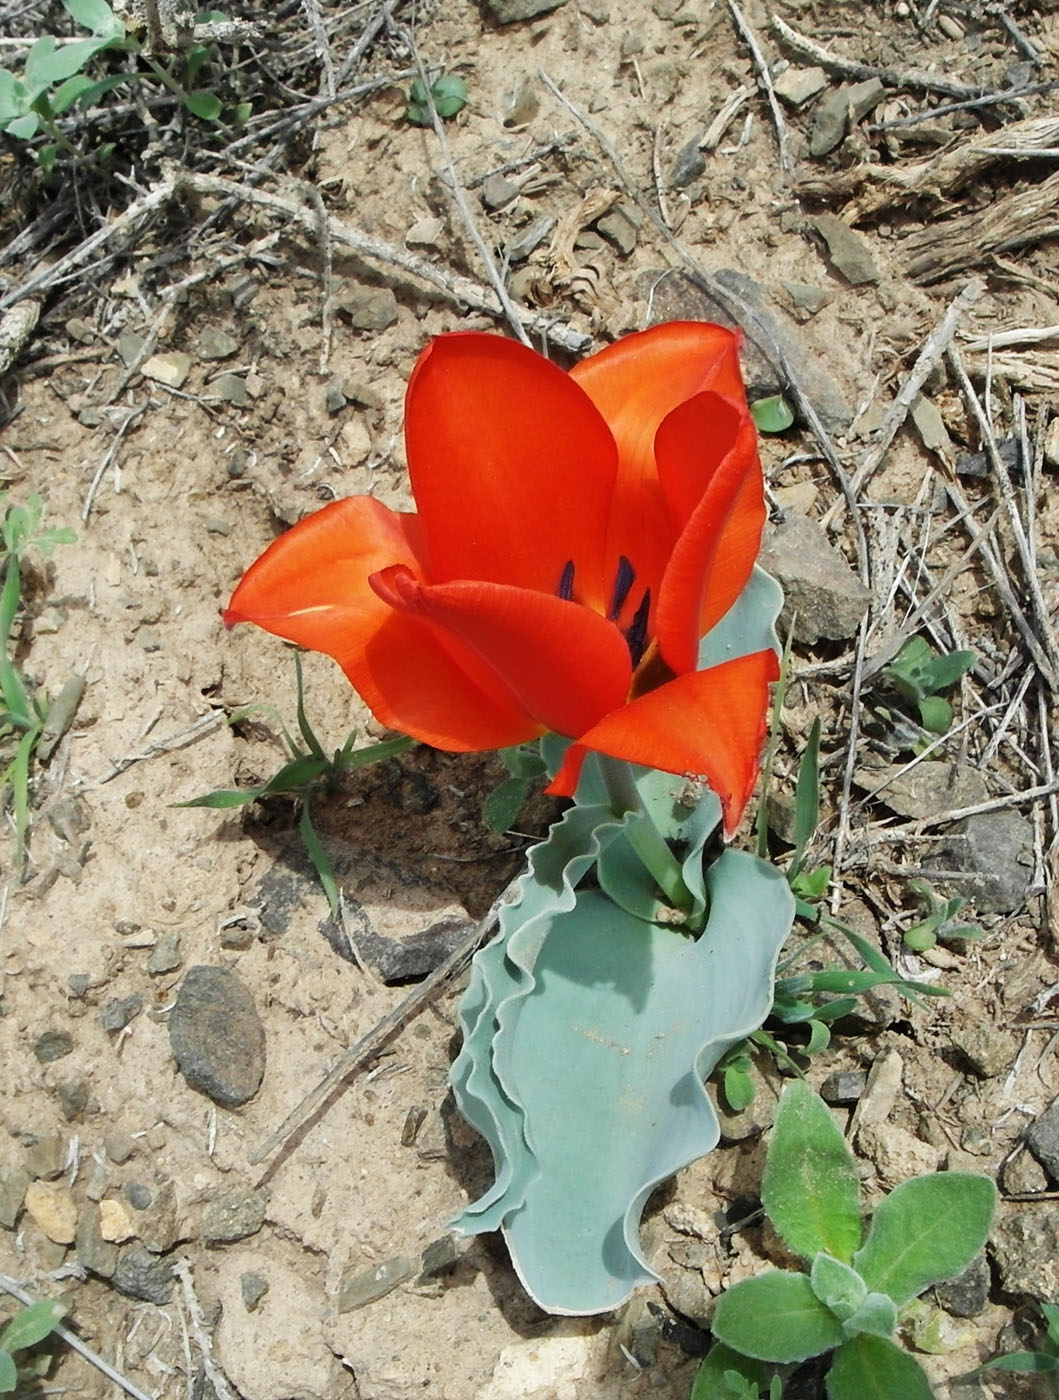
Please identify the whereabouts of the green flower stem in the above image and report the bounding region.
[597,757,694,915]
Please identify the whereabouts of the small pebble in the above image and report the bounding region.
[99,1198,136,1243]
[34,1031,73,1064]
[142,352,193,390]
[113,1246,174,1304]
[241,1272,269,1311]
[125,1182,152,1210]
[24,1136,67,1180]
[147,931,182,974]
[24,1180,78,1244]
[201,1188,270,1244]
[325,385,347,414]
[337,1255,416,1312]
[820,1070,867,1105]
[100,995,143,1032]
[196,328,239,360]
[57,1079,89,1122]
[105,1131,137,1165]
[213,373,249,406]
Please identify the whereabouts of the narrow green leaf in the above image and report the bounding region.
[0,1351,15,1393]
[789,716,820,881]
[338,735,414,770]
[804,1018,830,1054]
[0,1298,65,1352]
[923,649,976,691]
[825,1334,933,1400]
[26,37,110,86]
[50,72,96,112]
[1041,1301,1059,1346]
[977,1352,1059,1374]
[0,557,34,728]
[713,1271,846,1363]
[294,653,327,762]
[299,802,339,919]
[852,1173,996,1305]
[177,787,263,809]
[185,89,222,121]
[763,1082,862,1262]
[691,1344,770,1400]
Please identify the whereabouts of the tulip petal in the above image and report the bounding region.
[653,396,764,675]
[547,650,779,838]
[371,568,633,739]
[224,497,540,751]
[404,334,618,609]
[570,323,748,607]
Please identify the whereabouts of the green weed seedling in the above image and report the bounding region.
[749,396,795,435]
[181,655,413,918]
[880,636,976,738]
[902,878,982,954]
[0,1296,67,1392]
[482,742,548,834]
[0,0,243,169]
[0,494,77,868]
[697,1080,996,1399]
[964,1299,1059,1390]
[406,73,467,125]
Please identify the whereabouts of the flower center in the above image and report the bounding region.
[556,557,652,669]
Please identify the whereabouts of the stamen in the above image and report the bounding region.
[557,559,575,601]
[625,590,651,668]
[610,556,635,619]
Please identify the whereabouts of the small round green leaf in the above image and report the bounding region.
[185,89,222,121]
[750,395,795,434]
[692,1344,770,1399]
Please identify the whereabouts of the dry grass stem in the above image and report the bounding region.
[727,0,792,175]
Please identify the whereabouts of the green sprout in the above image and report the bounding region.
[481,742,548,833]
[901,878,982,953]
[963,1299,1059,1390]
[180,654,413,918]
[405,73,467,125]
[696,1081,996,1399]
[0,493,78,869]
[0,1296,67,1393]
[750,395,795,435]
[881,636,976,737]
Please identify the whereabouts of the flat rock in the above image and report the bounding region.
[991,1203,1059,1297]
[820,1070,867,1104]
[337,1255,416,1312]
[950,1023,1019,1079]
[671,137,706,189]
[100,993,142,1031]
[201,1188,270,1244]
[936,1253,991,1318]
[644,268,854,432]
[774,65,827,107]
[34,1030,72,1063]
[760,512,871,643]
[142,352,193,389]
[337,286,398,331]
[196,327,239,360]
[852,761,989,819]
[147,930,182,974]
[812,213,880,286]
[0,1168,29,1228]
[76,1201,119,1278]
[596,205,639,256]
[925,810,1034,914]
[810,78,885,156]
[24,1180,77,1244]
[253,836,474,984]
[482,0,565,21]
[113,1245,174,1303]
[168,965,266,1107]
[1024,1097,1059,1182]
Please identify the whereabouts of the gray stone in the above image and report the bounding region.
[76,1201,119,1278]
[418,1236,458,1280]
[125,1182,152,1210]
[138,1181,181,1254]
[773,65,828,107]
[950,1024,1019,1080]
[812,213,880,285]
[481,173,518,210]
[760,512,872,644]
[196,328,239,360]
[852,761,989,820]
[113,1245,174,1304]
[0,1168,29,1228]
[213,373,249,406]
[46,796,90,843]
[926,811,1033,914]
[596,206,639,256]
[201,1187,270,1244]
[147,931,182,974]
[671,138,706,189]
[1003,1148,1048,1196]
[100,994,142,1032]
[990,1204,1059,1297]
[935,1252,990,1318]
[643,268,854,432]
[338,286,398,331]
[325,384,347,414]
[24,1136,66,1180]
[116,332,146,368]
[506,214,555,263]
[34,1031,73,1063]
[1025,1098,1059,1182]
[104,1131,137,1165]
[956,435,1023,481]
[810,79,885,156]
[501,81,539,127]
[241,1271,269,1311]
[169,966,266,1107]
[782,281,833,316]
[482,0,565,21]
[57,1079,88,1121]
[337,1255,416,1312]
[820,1070,867,1105]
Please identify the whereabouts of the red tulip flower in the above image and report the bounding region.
[224,323,778,837]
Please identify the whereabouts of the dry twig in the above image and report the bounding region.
[903,168,1059,282]
[727,0,792,175]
